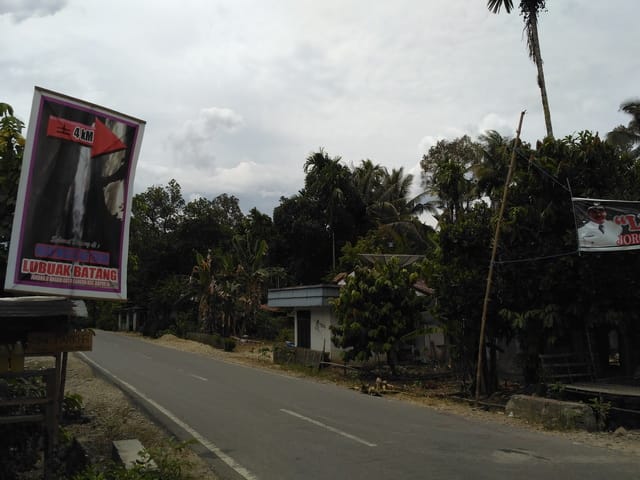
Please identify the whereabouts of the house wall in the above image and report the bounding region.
[117,310,139,332]
[294,307,340,360]
[414,331,447,364]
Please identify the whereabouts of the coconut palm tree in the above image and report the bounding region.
[352,159,386,208]
[369,167,433,251]
[304,149,351,269]
[474,130,512,202]
[607,100,640,159]
[488,0,553,138]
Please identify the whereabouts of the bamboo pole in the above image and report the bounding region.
[475,111,526,402]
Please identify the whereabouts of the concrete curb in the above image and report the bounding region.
[506,394,598,431]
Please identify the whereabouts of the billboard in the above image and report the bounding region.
[4,87,145,299]
[573,197,640,253]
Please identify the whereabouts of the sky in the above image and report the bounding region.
[1,0,638,217]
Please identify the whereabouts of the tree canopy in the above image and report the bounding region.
[0,103,25,289]
[3,98,640,387]
[331,259,426,373]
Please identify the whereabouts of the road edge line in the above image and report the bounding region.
[78,352,258,480]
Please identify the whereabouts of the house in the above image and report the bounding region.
[267,268,446,364]
[115,304,145,332]
[267,284,340,359]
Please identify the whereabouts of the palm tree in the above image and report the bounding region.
[190,250,216,333]
[607,100,640,159]
[369,167,433,251]
[304,149,350,269]
[488,0,553,138]
[474,130,512,202]
[421,136,482,225]
[352,159,386,207]
[232,233,269,334]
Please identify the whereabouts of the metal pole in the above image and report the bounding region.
[475,111,526,402]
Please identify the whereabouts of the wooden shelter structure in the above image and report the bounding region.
[0,296,93,478]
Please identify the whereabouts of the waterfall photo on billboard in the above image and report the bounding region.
[5,87,145,299]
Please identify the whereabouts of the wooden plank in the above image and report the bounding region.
[26,330,94,353]
[0,414,46,424]
[0,398,49,407]
[0,296,86,318]
[544,373,592,380]
[543,362,590,368]
[564,382,640,398]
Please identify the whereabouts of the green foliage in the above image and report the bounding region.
[272,193,332,284]
[421,135,482,224]
[0,102,24,289]
[73,441,193,480]
[425,202,494,382]
[0,376,47,478]
[331,259,426,373]
[607,99,640,159]
[546,382,565,399]
[495,133,640,380]
[63,393,84,421]
[173,312,197,338]
[423,129,640,386]
[223,338,236,352]
[587,397,611,431]
[253,311,291,340]
[85,301,119,330]
[275,327,293,343]
[420,136,499,383]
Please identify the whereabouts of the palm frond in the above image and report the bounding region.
[487,0,513,14]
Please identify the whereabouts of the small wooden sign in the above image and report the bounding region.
[26,329,94,353]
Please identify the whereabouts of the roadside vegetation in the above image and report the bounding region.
[2,4,640,467]
[3,95,640,391]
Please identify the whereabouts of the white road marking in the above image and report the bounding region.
[280,408,377,447]
[138,353,152,360]
[78,353,258,480]
[189,374,208,382]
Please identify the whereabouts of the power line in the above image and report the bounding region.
[515,150,571,192]
[494,249,579,265]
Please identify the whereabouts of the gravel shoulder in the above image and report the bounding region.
[63,353,220,479]
[64,331,640,474]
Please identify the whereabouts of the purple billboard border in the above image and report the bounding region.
[9,88,144,298]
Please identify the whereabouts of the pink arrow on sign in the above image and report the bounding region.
[47,116,127,157]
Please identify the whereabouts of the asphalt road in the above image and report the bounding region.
[81,331,640,479]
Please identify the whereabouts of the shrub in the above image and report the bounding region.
[72,440,193,480]
[224,338,236,352]
[0,377,47,478]
[185,332,224,349]
[63,393,84,421]
[275,328,293,343]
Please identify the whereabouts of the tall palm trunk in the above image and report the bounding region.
[529,14,553,138]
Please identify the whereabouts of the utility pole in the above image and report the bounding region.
[475,111,526,402]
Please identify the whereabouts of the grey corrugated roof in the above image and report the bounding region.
[0,296,87,318]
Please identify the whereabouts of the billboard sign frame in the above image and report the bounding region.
[5,87,145,300]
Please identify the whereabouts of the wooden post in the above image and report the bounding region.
[58,351,69,417]
[475,111,526,402]
[44,368,59,480]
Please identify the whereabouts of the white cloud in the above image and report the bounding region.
[169,107,244,168]
[0,0,67,22]
[477,113,518,138]
[2,0,639,215]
